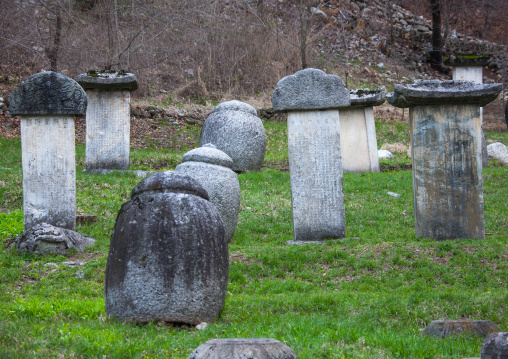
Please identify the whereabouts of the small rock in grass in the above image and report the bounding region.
[387,192,401,198]
[487,142,508,166]
[196,322,208,330]
[423,320,500,339]
[378,149,394,159]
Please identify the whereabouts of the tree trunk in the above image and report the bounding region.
[430,0,443,70]
[48,7,62,72]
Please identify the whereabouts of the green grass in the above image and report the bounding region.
[0,120,507,358]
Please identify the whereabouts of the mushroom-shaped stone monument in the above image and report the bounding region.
[175,144,240,243]
[272,68,350,243]
[340,87,386,173]
[387,80,501,240]
[8,71,87,230]
[199,100,266,172]
[76,70,138,172]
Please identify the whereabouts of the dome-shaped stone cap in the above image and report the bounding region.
[211,100,257,116]
[387,80,502,108]
[76,71,138,91]
[8,71,87,116]
[350,87,386,108]
[131,171,209,200]
[272,68,350,112]
[182,144,234,169]
[188,338,297,359]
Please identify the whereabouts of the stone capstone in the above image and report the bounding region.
[386,80,502,108]
[444,54,492,67]
[199,100,266,172]
[349,87,386,108]
[487,142,508,166]
[481,332,508,359]
[8,71,87,116]
[76,71,138,91]
[176,144,240,242]
[423,320,500,339]
[272,68,350,112]
[10,222,95,256]
[188,338,298,359]
[105,171,228,324]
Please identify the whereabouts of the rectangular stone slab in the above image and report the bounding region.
[287,110,345,241]
[339,107,380,173]
[410,104,484,239]
[21,116,76,230]
[85,89,131,171]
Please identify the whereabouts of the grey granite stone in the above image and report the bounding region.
[481,332,508,359]
[349,87,386,108]
[199,100,266,172]
[387,80,502,108]
[423,320,500,339]
[444,54,492,67]
[176,144,240,242]
[8,71,87,116]
[10,222,95,256]
[105,171,228,324]
[272,68,350,112]
[76,71,138,91]
[188,339,297,359]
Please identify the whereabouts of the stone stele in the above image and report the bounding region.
[105,171,228,325]
[422,320,500,339]
[388,80,501,240]
[76,71,138,171]
[272,69,350,242]
[340,87,385,173]
[175,143,240,243]
[481,332,508,359]
[10,222,95,256]
[188,338,298,359]
[199,100,266,172]
[8,71,87,231]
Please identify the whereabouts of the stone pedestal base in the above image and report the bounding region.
[339,107,380,173]
[21,116,76,230]
[85,89,130,171]
[288,110,345,241]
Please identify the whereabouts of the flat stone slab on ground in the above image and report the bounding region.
[423,320,500,339]
[188,338,297,359]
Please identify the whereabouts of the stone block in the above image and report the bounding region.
[188,339,297,359]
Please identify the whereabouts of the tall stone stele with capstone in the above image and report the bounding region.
[8,71,87,231]
[340,87,386,173]
[76,71,138,172]
[175,144,240,243]
[199,100,266,172]
[272,68,351,243]
[387,80,501,240]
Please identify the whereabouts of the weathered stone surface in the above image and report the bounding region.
[105,171,228,324]
[10,223,95,256]
[8,71,87,116]
[199,100,266,172]
[349,87,386,108]
[76,71,138,91]
[21,116,77,230]
[481,332,508,359]
[287,110,345,242]
[176,144,240,242]
[445,54,492,67]
[453,66,484,85]
[505,99,508,127]
[387,80,501,108]
[84,89,131,171]
[272,68,350,112]
[423,320,500,339]
[188,339,297,359]
[378,149,393,159]
[487,142,508,165]
[410,104,484,239]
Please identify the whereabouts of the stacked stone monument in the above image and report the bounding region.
[272,68,350,243]
[175,143,240,243]
[199,100,266,172]
[105,171,228,324]
[340,87,386,173]
[76,71,138,172]
[387,80,501,240]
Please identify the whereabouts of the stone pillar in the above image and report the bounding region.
[76,71,138,172]
[340,87,386,173]
[387,80,501,240]
[272,68,350,243]
[8,71,87,230]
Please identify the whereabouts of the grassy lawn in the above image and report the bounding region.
[0,119,507,358]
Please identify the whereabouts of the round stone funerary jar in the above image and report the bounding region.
[199,100,266,172]
[76,71,138,172]
[188,338,297,359]
[175,144,240,243]
[105,171,228,324]
[8,71,87,231]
